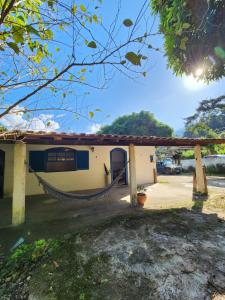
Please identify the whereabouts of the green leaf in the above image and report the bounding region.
[93,14,98,23]
[44,29,53,40]
[123,19,133,27]
[7,42,19,54]
[182,23,190,29]
[59,23,64,30]
[80,4,86,12]
[71,4,77,15]
[125,52,141,66]
[27,25,40,37]
[87,41,97,49]
[42,67,48,72]
[120,60,126,65]
[13,32,24,43]
[89,111,94,118]
[180,37,188,50]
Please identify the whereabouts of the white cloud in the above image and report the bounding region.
[1,109,60,132]
[87,123,102,133]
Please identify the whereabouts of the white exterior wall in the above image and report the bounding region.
[0,144,156,197]
[181,157,225,170]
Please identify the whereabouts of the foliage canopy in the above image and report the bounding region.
[184,95,225,155]
[97,111,173,137]
[151,0,225,81]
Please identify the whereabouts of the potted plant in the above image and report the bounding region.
[137,185,147,207]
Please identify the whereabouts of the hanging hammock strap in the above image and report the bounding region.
[29,161,129,201]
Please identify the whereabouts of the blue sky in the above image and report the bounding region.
[2,0,225,134]
[60,0,225,134]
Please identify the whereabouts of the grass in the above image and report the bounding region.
[158,179,169,184]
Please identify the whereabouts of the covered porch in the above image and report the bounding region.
[1,131,225,226]
[1,174,225,253]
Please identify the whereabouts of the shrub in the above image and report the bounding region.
[206,164,225,175]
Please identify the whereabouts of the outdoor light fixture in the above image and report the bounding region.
[90,146,95,152]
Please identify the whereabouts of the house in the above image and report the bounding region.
[0,131,224,226]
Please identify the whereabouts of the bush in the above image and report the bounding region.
[206,164,225,175]
[181,150,195,159]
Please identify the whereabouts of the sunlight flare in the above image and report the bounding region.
[183,74,206,90]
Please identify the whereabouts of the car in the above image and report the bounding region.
[157,160,182,175]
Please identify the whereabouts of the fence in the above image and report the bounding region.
[181,156,225,174]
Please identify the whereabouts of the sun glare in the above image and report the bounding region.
[195,68,203,77]
[183,75,206,90]
[183,67,206,90]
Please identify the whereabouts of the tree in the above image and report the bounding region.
[97,111,173,136]
[185,95,225,135]
[184,97,225,154]
[0,0,157,121]
[151,0,225,81]
[184,122,218,139]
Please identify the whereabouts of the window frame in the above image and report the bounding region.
[45,147,76,173]
[29,148,90,173]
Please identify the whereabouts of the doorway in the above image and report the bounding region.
[0,150,5,198]
[110,148,127,185]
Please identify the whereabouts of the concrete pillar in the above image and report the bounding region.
[12,142,26,225]
[129,144,137,207]
[194,144,206,194]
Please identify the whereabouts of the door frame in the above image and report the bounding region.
[0,149,5,198]
[110,148,128,185]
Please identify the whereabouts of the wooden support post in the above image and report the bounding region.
[153,168,158,184]
[203,166,208,195]
[194,144,207,194]
[129,144,137,207]
[12,143,26,225]
[193,170,197,193]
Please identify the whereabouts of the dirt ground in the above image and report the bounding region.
[1,210,225,300]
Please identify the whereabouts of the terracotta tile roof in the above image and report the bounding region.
[0,130,225,146]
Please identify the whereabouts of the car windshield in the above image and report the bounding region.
[164,162,174,167]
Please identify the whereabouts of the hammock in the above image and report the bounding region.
[30,162,129,201]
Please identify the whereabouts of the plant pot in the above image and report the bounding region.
[137,192,147,207]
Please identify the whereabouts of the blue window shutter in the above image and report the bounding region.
[76,151,89,170]
[29,151,45,172]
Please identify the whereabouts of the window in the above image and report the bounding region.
[29,151,45,172]
[76,150,89,170]
[29,148,89,172]
[46,148,76,172]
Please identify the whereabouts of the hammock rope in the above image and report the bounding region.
[29,161,129,201]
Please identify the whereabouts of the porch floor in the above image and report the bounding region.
[1,174,225,252]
